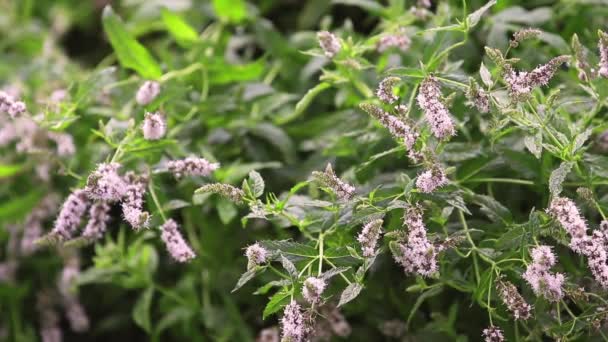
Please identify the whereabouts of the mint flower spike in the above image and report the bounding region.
[160,219,196,263]
[503,55,569,101]
[394,206,438,277]
[167,157,220,178]
[482,326,505,342]
[142,112,166,140]
[522,245,565,302]
[417,76,456,139]
[280,301,307,342]
[135,80,160,105]
[196,183,245,204]
[357,219,383,257]
[377,29,411,53]
[48,189,89,243]
[121,172,150,230]
[317,31,341,58]
[302,277,326,304]
[599,30,608,78]
[311,164,356,201]
[85,163,126,202]
[245,243,268,270]
[416,166,448,193]
[81,201,111,242]
[359,103,418,150]
[376,77,400,104]
[496,280,532,320]
[0,90,27,118]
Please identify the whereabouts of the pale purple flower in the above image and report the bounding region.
[196,183,245,204]
[136,81,161,105]
[161,219,196,262]
[85,163,126,202]
[81,201,111,241]
[256,327,279,342]
[523,245,565,302]
[416,167,448,193]
[63,297,89,333]
[167,157,220,178]
[50,190,89,242]
[47,132,75,156]
[417,77,456,139]
[0,91,26,118]
[302,277,326,304]
[280,301,306,342]
[598,30,608,78]
[21,194,60,255]
[142,112,166,140]
[320,305,351,337]
[37,292,62,342]
[376,77,400,104]
[379,319,406,338]
[317,31,341,58]
[8,101,26,118]
[245,243,268,269]
[497,280,532,320]
[311,164,356,201]
[377,29,411,52]
[357,219,383,257]
[503,56,569,101]
[360,103,418,149]
[120,172,150,229]
[418,0,431,7]
[468,86,490,113]
[510,28,542,48]
[394,206,437,277]
[482,326,505,342]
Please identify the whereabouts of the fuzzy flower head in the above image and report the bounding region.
[357,219,383,257]
[167,157,220,178]
[317,31,341,58]
[85,163,126,202]
[0,91,27,118]
[196,183,245,204]
[497,280,532,320]
[598,30,608,78]
[257,327,279,342]
[50,190,89,242]
[417,77,456,139]
[393,206,438,277]
[135,80,161,105]
[467,80,490,113]
[47,132,76,156]
[311,164,356,201]
[377,29,411,52]
[376,77,400,104]
[81,201,111,241]
[121,172,150,229]
[510,28,542,48]
[503,56,569,101]
[360,103,418,149]
[280,301,306,342]
[523,245,565,302]
[482,326,505,342]
[245,243,268,269]
[302,277,326,304]
[142,112,166,140]
[416,166,448,193]
[547,197,588,252]
[161,219,196,262]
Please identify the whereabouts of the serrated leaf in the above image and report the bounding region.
[524,132,542,159]
[232,267,263,293]
[132,287,154,333]
[471,194,513,224]
[248,170,265,198]
[338,283,363,307]
[102,6,162,79]
[479,62,493,88]
[217,198,238,224]
[262,290,291,320]
[254,279,291,295]
[280,254,298,278]
[573,128,592,154]
[549,161,573,195]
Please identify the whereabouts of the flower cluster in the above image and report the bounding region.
[21,194,60,255]
[135,80,161,105]
[160,219,196,262]
[302,277,326,304]
[360,103,418,150]
[509,28,542,48]
[317,31,341,58]
[81,201,111,242]
[496,280,532,320]
[357,219,383,257]
[85,163,126,202]
[393,206,438,277]
[523,245,565,302]
[377,29,411,52]
[49,190,89,242]
[598,30,608,78]
[482,326,505,342]
[121,172,150,229]
[417,77,456,139]
[376,77,400,104]
[245,243,268,270]
[280,301,307,342]
[416,166,448,193]
[167,157,220,178]
[0,90,27,118]
[319,305,351,338]
[311,164,355,201]
[467,80,490,113]
[142,112,166,140]
[503,56,569,101]
[196,183,245,204]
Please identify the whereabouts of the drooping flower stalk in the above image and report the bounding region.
[522,245,565,302]
[311,164,355,201]
[503,56,569,101]
[81,201,111,241]
[48,190,89,242]
[160,219,196,262]
[510,28,542,48]
[0,90,27,118]
[167,157,220,178]
[496,280,532,320]
[135,80,161,105]
[360,103,418,150]
[417,77,456,139]
[21,194,60,255]
[37,291,63,342]
[357,219,383,257]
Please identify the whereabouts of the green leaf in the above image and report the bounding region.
[212,0,247,23]
[280,254,298,278]
[406,286,443,327]
[207,58,265,85]
[217,198,238,224]
[102,6,162,79]
[248,170,265,198]
[0,164,23,178]
[549,161,573,195]
[0,190,44,222]
[470,194,513,224]
[248,123,296,164]
[262,290,291,320]
[161,8,198,48]
[232,267,264,293]
[338,282,363,307]
[277,82,331,125]
[467,0,497,28]
[384,67,426,79]
[132,287,154,333]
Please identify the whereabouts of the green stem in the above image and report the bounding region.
[461,178,535,186]
[318,233,324,276]
[148,175,167,222]
[459,210,480,284]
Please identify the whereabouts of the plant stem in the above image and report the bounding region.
[318,233,324,276]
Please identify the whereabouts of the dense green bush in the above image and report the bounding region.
[2,0,608,341]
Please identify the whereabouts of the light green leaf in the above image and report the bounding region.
[278,82,330,124]
[262,290,291,320]
[212,0,247,23]
[133,287,154,333]
[102,6,162,79]
[0,164,23,178]
[161,8,198,47]
[467,0,497,28]
[248,170,265,198]
[217,198,238,224]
